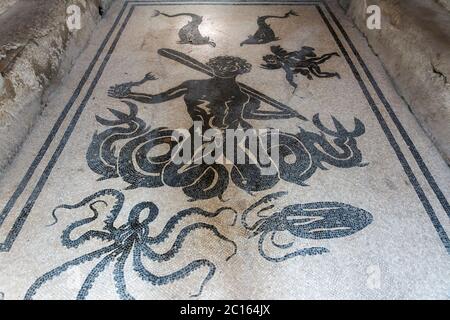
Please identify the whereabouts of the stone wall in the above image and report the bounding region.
[437,0,450,12]
[0,0,114,175]
[0,0,18,16]
[339,0,450,164]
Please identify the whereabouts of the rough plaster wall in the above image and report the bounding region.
[0,0,18,16]
[436,0,450,11]
[0,0,113,175]
[341,0,450,164]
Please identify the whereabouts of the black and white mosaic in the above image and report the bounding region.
[99,48,366,200]
[240,10,298,46]
[0,1,449,300]
[152,10,216,47]
[261,45,341,91]
[241,192,373,262]
[25,189,236,299]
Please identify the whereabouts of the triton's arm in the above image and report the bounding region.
[108,82,188,104]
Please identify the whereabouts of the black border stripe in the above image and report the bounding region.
[0,5,136,251]
[317,5,450,253]
[0,0,320,234]
[0,1,319,251]
[322,2,450,220]
[0,0,448,254]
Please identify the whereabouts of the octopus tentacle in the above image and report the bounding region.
[241,192,287,230]
[258,232,328,262]
[267,247,329,262]
[133,246,216,297]
[146,207,237,244]
[113,243,135,300]
[24,244,118,300]
[257,205,275,218]
[63,230,113,249]
[77,249,120,300]
[270,231,294,249]
[61,201,113,248]
[48,189,124,227]
[144,222,237,262]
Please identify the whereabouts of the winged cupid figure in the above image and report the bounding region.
[261,45,341,92]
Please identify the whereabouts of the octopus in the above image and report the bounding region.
[25,189,237,300]
[241,192,373,262]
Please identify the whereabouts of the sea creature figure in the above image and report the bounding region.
[242,192,373,262]
[25,189,237,299]
[152,10,216,47]
[240,10,298,46]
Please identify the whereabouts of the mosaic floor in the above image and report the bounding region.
[0,0,449,300]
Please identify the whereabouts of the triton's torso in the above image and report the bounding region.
[183,79,252,130]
